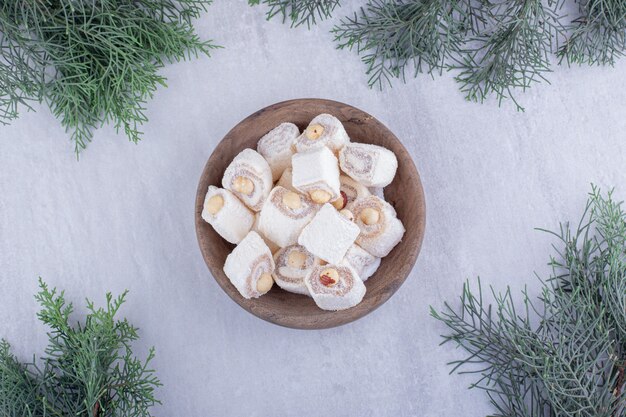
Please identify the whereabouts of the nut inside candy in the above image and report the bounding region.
[205,194,224,215]
[305,124,324,140]
[331,191,348,210]
[310,189,332,204]
[256,272,274,293]
[360,207,380,225]
[287,250,307,269]
[339,209,354,221]
[282,191,302,209]
[319,268,339,287]
[233,176,254,195]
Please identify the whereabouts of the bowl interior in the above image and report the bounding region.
[195,98,425,329]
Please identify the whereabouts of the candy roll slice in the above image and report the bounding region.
[292,147,341,204]
[304,264,366,311]
[339,142,398,187]
[273,244,320,296]
[342,244,381,282]
[257,186,319,248]
[222,149,273,212]
[294,114,350,154]
[351,196,405,257]
[201,186,254,244]
[223,231,275,299]
[331,174,371,211]
[257,123,300,181]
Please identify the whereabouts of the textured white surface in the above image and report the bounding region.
[202,186,254,244]
[0,1,625,416]
[299,204,361,264]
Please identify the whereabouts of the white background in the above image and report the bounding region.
[1,1,625,416]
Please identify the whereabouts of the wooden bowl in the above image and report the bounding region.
[195,99,426,329]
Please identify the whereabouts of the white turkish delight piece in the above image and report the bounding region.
[342,244,381,282]
[339,142,398,187]
[304,264,366,311]
[251,213,279,253]
[257,186,319,248]
[276,167,297,193]
[257,123,299,181]
[351,196,405,257]
[298,203,360,264]
[201,186,254,244]
[294,114,350,154]
[222,149,273,212]
[273,244,320,296]
[223,231,275,299]
[292,147,340,204]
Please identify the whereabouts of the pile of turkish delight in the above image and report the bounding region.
[202,114,404,311]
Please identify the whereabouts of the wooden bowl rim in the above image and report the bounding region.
[195,98,426,329]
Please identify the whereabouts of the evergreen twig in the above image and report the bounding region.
[0,0,217,154]
[248,0,341,27]
[332,0,481,89]
[255,0,625,110]
[431,186,626,417]
[0,279,161,417]
[558,0,626,65]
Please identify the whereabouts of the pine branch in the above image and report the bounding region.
[432,186,626,417]
[454,0,562,111]
[249,0,341,27]
[0,0,218,154]
[0,278,161,417]
[332,0,481,89]
[558,0,626,65]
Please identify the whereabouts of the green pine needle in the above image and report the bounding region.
[454,0,562,111]
[248,0,341,28]
[0,279,161,417]
[260,0,625,110]
[0,0,218,154]
[431,186,626,417]
[332,0,480,89]
[558,0,626,65]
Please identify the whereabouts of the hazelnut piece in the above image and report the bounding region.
[339,209,354,221]
[205,195,224,215]
[319,268,339,287]
[282,191,302,209]
[287,250,307,269]
[360,207,380,225]
[233,176,254,195]
[305,124,324,140]
[256,273,274,294]
[310,189,332,204]
[331,191,348,210]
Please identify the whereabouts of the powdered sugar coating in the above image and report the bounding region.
[351,196,405,257]
[292,147,341,201]
[339,142,398,187]
[339,175,371,208]
[258,186,319,247]
[223,231,275,299]
[222,149,273,212]
[257,123,299,181]
[304,263,366,310]
[202,186,255,244]
[294,114,350,153]
[273,245,320,296]
[342,244,381,281]
[298,204,360,264]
